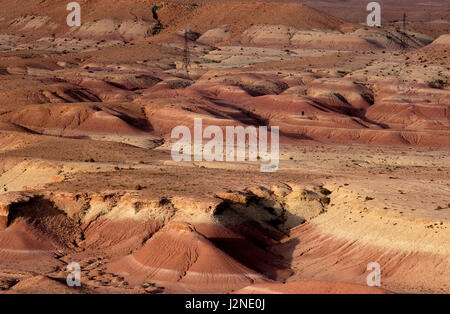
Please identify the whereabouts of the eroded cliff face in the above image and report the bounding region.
[0,170,448,294]
[0,184,321,292]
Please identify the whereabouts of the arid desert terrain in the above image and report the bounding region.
[0,0,449,294]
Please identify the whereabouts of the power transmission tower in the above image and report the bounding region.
[182,29,191,79]
[400,12,408,51]
[403,13,407,33]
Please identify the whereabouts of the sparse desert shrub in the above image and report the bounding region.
[319,187,332,196]
[321,197,331,205]
[159,197,170,206]
[428,79,448,89]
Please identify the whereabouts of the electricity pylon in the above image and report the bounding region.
[182,29,191,79]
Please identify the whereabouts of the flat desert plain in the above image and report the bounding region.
[0,0,449,294]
